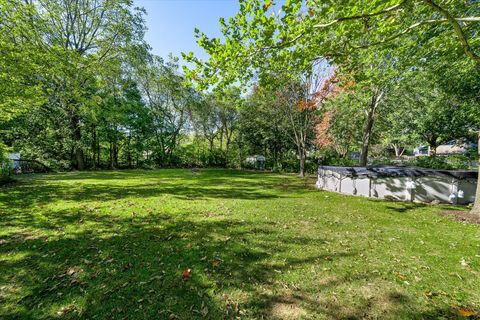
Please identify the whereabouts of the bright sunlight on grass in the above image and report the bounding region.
[0,169,479,319]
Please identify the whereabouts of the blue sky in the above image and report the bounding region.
[133,0,240,65]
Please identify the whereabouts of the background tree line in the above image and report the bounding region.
[184,0,480,212]
[1,0,479,181]
[0,0,271,172]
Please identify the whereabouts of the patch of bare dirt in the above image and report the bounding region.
[441,210,480,225]
[268,288,308,320]
[271,297,307,320]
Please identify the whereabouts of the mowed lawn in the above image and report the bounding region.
[0,169,479,319]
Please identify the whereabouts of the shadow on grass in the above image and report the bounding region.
[0,209,347,319]
[384,202,427,213]
[0,170,313,211]
[266,290,467,320]
[0,208,469,319]
[0,170,472,319]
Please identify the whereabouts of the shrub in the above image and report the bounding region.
[410,154,475,170]
[0,149,14,185]
[320,150,357,167]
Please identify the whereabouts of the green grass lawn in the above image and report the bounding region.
[0,169,479,319]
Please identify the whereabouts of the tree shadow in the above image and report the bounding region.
[384,202,427,213]
[2,206,474,319]
[0,208,350,319]
[264,289,470,320]
[0,170,310,212]
[1,170,477,319]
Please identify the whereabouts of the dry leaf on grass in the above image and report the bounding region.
[57,305,76,316]
[182,269,192,281]
[457,308,476,317]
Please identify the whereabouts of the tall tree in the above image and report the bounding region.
[213,88,241,166]
[5,0,146,169]
[249,62,337,176]
[0,0,47,163]
[185,0,479,87]
[134,55,194,166]
[240,86,294,169]
[186,0,480,212]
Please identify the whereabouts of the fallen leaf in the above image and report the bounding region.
[394,272,406,280]
[457,308,476,317]
[65,267,83,276]
[182,269,192,281]
[57,305,76,316]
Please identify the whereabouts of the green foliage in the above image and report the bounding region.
[185,0,480,90]
[1,0,479,180]
[411,156,458,170]
[320,150,358,167]
[238,87,293,168]
[411,155,477,170]
[0,164,13,185]
[0,143,13,185]
[0,0,147,170]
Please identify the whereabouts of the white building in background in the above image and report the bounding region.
[436,140,477,155]
[414,140,478,157]
[245,155,266,170]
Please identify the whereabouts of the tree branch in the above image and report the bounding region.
[350,17,480,50]
[312,2,406,29]
[423,0,480,63]
[266,1,407,50]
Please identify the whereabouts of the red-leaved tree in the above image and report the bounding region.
[272,61,339,176]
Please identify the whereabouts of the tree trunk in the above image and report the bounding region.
[225,140,230,167]
[298,145,306,177]
[471,131,480,215]
[112,134,119,169]
[109,142,114,169]
[114,141,118,168]
[72,115,85,170]
[96,139,100,168]
[219,126,224,150]
[359,89,384,167]
[208,137,214,166]
[92,126,97,169]
[393,143,405,158]
[359,101,376,166]
[127,137,132,168]
[225,128,233,168]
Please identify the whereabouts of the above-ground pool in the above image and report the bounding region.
[317,165,478,205]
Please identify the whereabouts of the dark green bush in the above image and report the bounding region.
[410,154,475,170]
[0,159,14,185]
[320,151,357,167]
